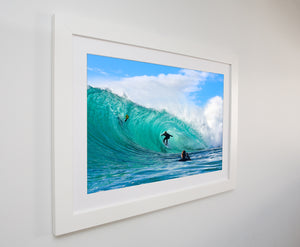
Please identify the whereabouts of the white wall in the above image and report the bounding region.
[1,0,300,246]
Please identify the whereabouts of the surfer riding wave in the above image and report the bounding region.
[161,131,173,146]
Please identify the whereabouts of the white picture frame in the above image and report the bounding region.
[52,14,238,236]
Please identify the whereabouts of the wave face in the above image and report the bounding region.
[87,87,221,193]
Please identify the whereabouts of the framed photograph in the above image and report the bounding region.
[52,14,238,236]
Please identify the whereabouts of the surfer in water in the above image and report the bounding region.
[125,114,129,122]
[179,150,191,161]
[161,131,173,145]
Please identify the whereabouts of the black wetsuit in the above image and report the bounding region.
[161,132,173,145]
[179,153,191,161]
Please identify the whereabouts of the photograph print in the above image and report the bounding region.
[87,54,224,194]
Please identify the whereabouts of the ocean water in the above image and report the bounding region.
[87,87,222,193]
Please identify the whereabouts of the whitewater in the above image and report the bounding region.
[87,87,222,193]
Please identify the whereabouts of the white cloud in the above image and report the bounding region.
[87,67,108,75]
[89,69,207,110]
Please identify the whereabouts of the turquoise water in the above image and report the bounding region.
[87,87,222,193]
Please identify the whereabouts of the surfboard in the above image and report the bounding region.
[178,158,191,162]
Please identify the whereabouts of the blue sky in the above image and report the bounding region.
[87,53,224,107]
